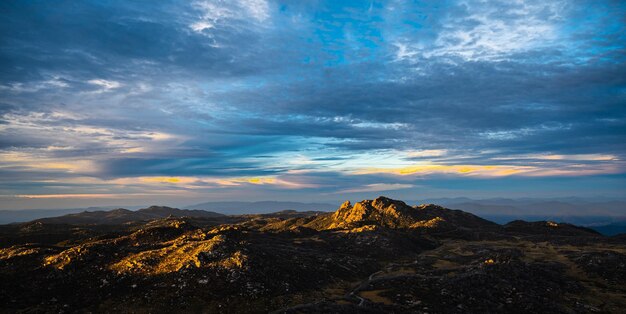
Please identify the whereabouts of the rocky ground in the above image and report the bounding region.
[0,197,625,313]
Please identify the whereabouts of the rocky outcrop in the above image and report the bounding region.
[309,196,500,231]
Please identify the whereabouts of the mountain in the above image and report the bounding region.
[420,198,626,236]
[0,206,146,224]
[504,220,602,237]
[33,206,225,225]
[589,223,626,236]
[1,196,624,313]
[303,197,501,231]
[186,200,336,214]
[423,198,626,217]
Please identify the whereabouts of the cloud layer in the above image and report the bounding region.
[1,0,625,208]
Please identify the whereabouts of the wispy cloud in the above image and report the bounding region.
[390,0,565,62]
[336,183,414,194]
[87,79,121,92]
[406,150,448,158]
[190,0,271,34]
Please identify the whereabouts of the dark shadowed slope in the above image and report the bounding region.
[504,220,602,237]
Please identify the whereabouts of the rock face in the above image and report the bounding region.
[328,197,416,228]
[0,196,624,313]
[313,196,501,231]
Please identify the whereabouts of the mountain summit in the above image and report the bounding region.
[309,196,500,231]
[331,197,413,228]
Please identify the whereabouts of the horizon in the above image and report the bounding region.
[2,195,626,235]
[3,195,626,217]
[3,194,626,212]
[1,1,626,211]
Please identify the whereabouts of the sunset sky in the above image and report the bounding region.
[1,0,625,209]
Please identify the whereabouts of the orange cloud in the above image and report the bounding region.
[140,177,193,184]
[354,162,621,177]
[15,193,175,199]
[356,164,533,177]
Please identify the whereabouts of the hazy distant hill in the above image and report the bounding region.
[419,198,626,235]
[186,201,336,214]
[421,198,626,217]
[0,202,334,224]
[0,206,145,224]
[34,206,225,225]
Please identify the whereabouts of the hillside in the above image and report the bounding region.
[0,197,624,313]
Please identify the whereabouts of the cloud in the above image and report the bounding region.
[190,0,270,34]
[0,0,625,205]
[337,183,414,194]
[493,154,619,162]
[88,79,121,92]
[354,161,623,177]
[15,193,173,199]
[431,0,563,61]
[406,150,448,158]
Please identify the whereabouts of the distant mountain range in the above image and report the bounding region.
[0,206,139,224]
[33,206,225,225]
[185,200,336,214]
[0,201,336,224]
[424,198,626,217]
[2,198,624,234]
[421,198,626,235]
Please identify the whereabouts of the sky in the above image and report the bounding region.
[1,0,625,210]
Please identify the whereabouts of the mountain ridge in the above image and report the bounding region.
[301,196,502,232]
[1,196,624,313]
[6,197,612,239]
[186,200,336,214]
[31,206,225,225]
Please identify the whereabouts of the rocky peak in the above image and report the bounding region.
[339,200,352,210]
[315,196,501,231]
[371,196,406,209]
[329,196,417,229]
